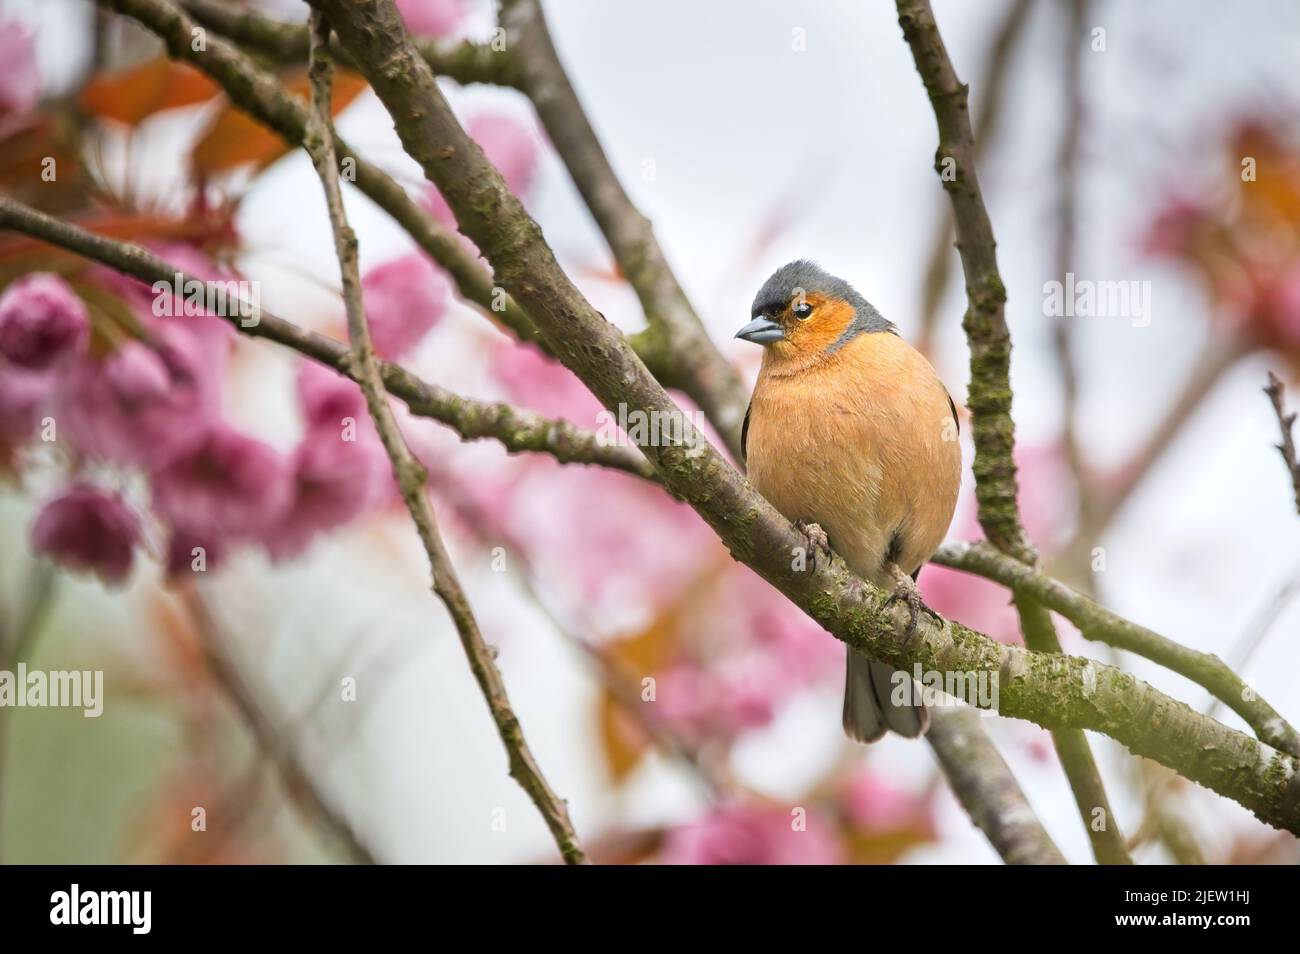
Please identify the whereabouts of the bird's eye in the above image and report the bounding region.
[792,301,813,320]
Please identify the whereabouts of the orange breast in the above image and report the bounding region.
[745,331,961,587]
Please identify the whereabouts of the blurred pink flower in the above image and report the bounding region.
[654,662,777,740]
[838,769,935,836]
[919,565,1020,645]
[489,342,603,425]
[0,18,39,117]
[0,273,89,369]
[165,525,227,577]
[58,329,220,469]
[394,0,464,37]
[922,444,1076,644]
[0,361,51,448]
[296,359,366,431]
[660,803,844,865]
[265,426,391,560]
[30,484,140,585]
[360,253,450,360]
[151,425,292,542]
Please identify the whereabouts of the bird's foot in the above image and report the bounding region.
[884,563,938,643]
[794,520,832,571]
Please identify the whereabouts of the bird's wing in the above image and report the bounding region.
[741,400,752,463]
[947,392,960,436]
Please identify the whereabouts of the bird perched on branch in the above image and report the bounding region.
[737,261,961,742]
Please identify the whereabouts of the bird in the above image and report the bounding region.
[736,260,962,743]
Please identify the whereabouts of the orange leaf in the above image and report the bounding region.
[192,69,369,176]
[80,58,220,126]
[598,689,650,784]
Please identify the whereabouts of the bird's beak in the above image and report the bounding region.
[735,316,784,344]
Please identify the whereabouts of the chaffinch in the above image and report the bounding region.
[737,261,961,742]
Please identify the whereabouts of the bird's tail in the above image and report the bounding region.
[842,650,929,743]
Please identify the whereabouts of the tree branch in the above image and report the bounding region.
[301,14,585,864]
[935,540,1300,758]
[499,0,749,459]
[0,196,653,481]
[1265,371,1300,515]
[177,0,520,87]
[895,0,1031,563]
[926,707,1068,864]
[307,0,1300,834]
[895,0,1131,862]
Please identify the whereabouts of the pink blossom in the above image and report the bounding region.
[30,484,140,585]
[360,253,450,360]
[165,526,227,577]
[660,804,844,865]
[394,0,464,37]
[0,18,39,117]
[0,361,51,448]
[838,770,935,835]
[151,425,292,542]
[296,359,366,431]
[58,330,220,469]
[0,273,89,369]
[654,662,778,740]
[265,426,391,560]
[489,342,604,424]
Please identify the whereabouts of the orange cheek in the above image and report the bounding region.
[785,297,856,353]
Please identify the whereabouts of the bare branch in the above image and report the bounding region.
[301,14,585,864]
[895,0,1031,563]
[926,707,1068,864]
[935,539,1300,758]
[177,0,519,87]
[1265,371,1300,514]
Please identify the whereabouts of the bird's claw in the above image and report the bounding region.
[794,520,832,571]
[884,563,938,644]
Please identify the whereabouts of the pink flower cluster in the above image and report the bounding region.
[3,248,445,584]
[4,96,543,586]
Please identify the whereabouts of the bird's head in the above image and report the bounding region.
[736,260,892,367]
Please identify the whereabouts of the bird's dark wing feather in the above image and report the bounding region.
[741,401,751,463]
[947,392,960,436]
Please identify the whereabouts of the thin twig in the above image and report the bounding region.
[302,13,586,864]
[1265,371,1300,514]
[916,0,1032,357]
